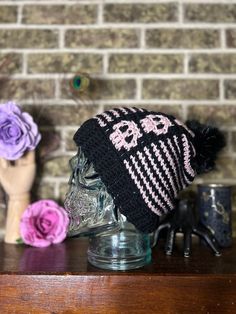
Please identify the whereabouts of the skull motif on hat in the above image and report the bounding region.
[109,120,142,151]
[141,114,173,136]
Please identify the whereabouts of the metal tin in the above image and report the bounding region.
[197,184,232,248]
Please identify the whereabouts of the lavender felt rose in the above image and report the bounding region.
[20,200,69,248]
[0,101,41,160]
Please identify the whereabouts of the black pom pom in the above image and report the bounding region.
[185,120,226,174]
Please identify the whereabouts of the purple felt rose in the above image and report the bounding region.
[20,200,69,248]
[0,101,41,160]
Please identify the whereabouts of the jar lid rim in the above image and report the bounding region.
[197,184,232,188]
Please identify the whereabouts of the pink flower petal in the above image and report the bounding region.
[20,199,69,248]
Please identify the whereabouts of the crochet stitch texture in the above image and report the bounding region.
[74,107,196,233]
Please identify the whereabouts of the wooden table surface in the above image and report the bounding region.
[0,237,236,314]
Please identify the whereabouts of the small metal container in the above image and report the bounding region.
[197,184,232,248]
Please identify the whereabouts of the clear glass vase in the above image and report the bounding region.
[87,215,151,271]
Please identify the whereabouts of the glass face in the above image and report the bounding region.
[64,148,120,237]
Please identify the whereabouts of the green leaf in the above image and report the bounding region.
[16,238,24,244]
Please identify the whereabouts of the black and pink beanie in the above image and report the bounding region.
[73,107,197,233]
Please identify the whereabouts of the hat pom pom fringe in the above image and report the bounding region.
[185,120,226,175]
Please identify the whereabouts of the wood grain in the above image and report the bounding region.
[0,238,236,313]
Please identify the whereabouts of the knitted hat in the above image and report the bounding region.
[73,107,223,233]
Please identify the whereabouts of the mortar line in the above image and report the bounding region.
[97,1,104,24]
[184,53,189,74]
[2,24,236,29]
[136,78,142,100]
[219,78,225,101]
[2,99,235,106]
[55,78,60,99]
[2,0,236,4]
[2,48,236,54]
[140,28,145,49]
[17,4,23,24]
[5,73,236,79]
[59,28,65,49]
[178,0,184,24]
[22,53,27,74]
[221,28,227,49]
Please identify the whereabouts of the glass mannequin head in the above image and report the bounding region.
[64,147,152,270]
[64,147,120,237]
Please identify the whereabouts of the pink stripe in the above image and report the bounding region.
[151,143,178,197]
[173,135,191,185]
[175,119,195,137]
[182,134,195,179]
[137,151,173,211]
[173,135,181,154]
[120,108,129,114]
[124,160,162,216]
[143,147,171,193]
[159,140,182,191]
[110,109,120,118]
[130,155,166,213]
[167,138,187,188]
[129,107,137,113]
[94,116,106,127]
[101,112,113,122]
[172,136,193,185]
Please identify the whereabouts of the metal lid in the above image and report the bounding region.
[197,183,232,188]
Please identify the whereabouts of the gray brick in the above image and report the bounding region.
[104,3,178,23]
[146,29,220,49]
[143,80,219,100]
[0,29,58,49]
[189,54,236,73]
[184,4,236,23]
[23,4,97,24]
[28,53,102,74]
[0,6,17,23]
[65,29,139,49]
[109,54,183,73]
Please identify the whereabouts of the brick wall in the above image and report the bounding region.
[0,0,236,233]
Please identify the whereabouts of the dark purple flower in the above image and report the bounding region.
[0,102,41,160]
